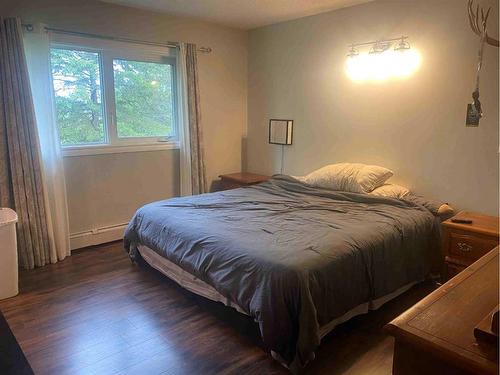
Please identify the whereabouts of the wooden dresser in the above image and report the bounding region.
[218,172,270,190]
[441,211,499,278]
[386,247,499,375]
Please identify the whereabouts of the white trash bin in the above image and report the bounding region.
[0,208,18,299]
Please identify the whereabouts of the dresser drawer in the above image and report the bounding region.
[448,232,498,263]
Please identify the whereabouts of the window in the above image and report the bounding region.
[49,39,177,154]
[51,48,105,146]
[113,59,174,139]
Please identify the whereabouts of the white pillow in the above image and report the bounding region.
[301,163,393,193]
[370,183,410,199]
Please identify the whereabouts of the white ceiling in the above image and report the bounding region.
[101,0,374,30]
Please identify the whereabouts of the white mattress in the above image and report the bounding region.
[137,244,419,339]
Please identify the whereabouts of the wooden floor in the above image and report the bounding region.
[0,242,436,375]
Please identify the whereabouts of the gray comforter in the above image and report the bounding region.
[124,175,441,373]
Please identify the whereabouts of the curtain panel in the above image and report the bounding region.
[24,25,71,264]
[0,17,51,269]
[178,43,207,196]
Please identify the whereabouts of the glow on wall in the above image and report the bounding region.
[345,37,421,82]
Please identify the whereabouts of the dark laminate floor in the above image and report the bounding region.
[0,309,34,374]
[0,242,436,375]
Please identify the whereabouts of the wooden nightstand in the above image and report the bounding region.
[442,211,499,279]
[219,172,270,190]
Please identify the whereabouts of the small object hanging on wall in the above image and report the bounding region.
[465,0,499,126]
[466,90,482,127]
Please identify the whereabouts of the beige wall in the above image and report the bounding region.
[2,0,248,236]
[247,0,499,216]
[63,150,179,233]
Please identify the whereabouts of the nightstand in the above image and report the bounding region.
[219,172,270,190]
[442,211,499,279]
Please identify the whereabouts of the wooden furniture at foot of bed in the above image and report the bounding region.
[385,246,499,375]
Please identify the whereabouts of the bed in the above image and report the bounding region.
[124,175,442,373]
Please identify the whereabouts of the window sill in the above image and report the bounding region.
[62,142,180,157]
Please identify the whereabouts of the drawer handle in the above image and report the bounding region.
[457,242,473,252]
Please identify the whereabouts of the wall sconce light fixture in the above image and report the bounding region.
[346,36,421,82]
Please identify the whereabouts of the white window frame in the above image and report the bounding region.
[50,34,179,157]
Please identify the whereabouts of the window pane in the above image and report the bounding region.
[50,48,105,146]
[113,59,174,138]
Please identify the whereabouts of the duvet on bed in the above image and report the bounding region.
[124,175,441,373]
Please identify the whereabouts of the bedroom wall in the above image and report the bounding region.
[2,0,248,247]
[62,151,180,247]
[247,0,499,216]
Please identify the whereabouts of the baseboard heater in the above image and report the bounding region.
[69,222,129,250]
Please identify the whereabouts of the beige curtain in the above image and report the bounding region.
[24,25,71,265]
[185,44,207,194]
[0,17,52,269]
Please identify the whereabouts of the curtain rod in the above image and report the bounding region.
[21,23,212,54]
